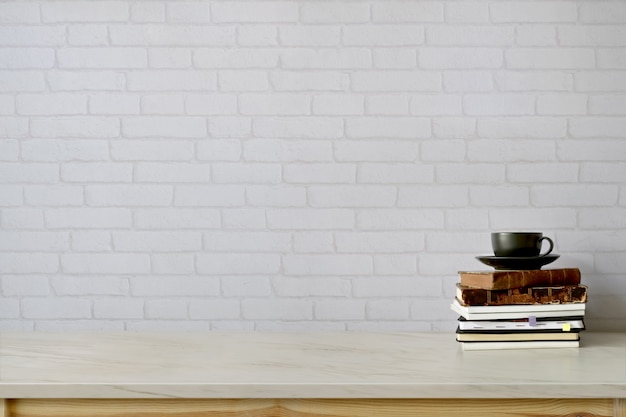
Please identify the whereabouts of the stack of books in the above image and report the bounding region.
[450,268,587,351]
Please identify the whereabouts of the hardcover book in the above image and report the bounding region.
[458,268,581,290]
[460,340,580,351]
[450,298,586,321]
[455,331,580,342]
[456,284,588,306]
[457,317,585,332]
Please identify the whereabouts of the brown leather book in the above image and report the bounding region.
[458,268,581,290]
[456,283,588,306]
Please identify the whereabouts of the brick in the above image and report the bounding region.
[145,300,188,319]
[346,117,431,138]
[253,117,343,139]
[0,208,44,229]
[0,186,23,206]
[131,276,219,296]
[445,208,490,230]
[366,94,409,115]
[273,276,350,297]
[113,231,201,252]
[2,276,50,296]
[174,185,244,207]
[195,49,278,68]
[431,118,476,139]
[61,163,133,182]
[508,162,579,183]
[94,299,143,319]
[52,276,126,295]
[398,185,469,207]
[445,3,489,23]
[308,185,396,208]
[127,70,216,91]
[0,163,58,183]
[24,185,84,206]
[185,94,237,115]
[352,71,441,91]
[283,254,373,275]
[0,3,40,23]
[506,48,595,69]
[110,25,235,46]
[373,255,418,276]
[373,48,417,69]
[42,1,128,22]
[531,185,618,207]
[576,71,626,92]
[580,2,626,23]
[410,95,462,115]
[357,163,434,184]
[30,116,120,138]
[62,254,150,274]
[141,94,185,114]
[356,209,445,230]
[68,25,109,46]
[335,232,425,253]
[47,70,125,91]
[372,2,444,22]
[597,48,626,69]
[293,232,334,253]
[477,117,567,138]
[238,25,278,46]
[443,71,493,92]
[148,48,192,68]
[122,116,206,138]
[463,94,534,115]
[196,139,241,161]
[266,209,354,230]
[490,2,577,22]
[0,95,15,115]
[436,163,505,184]
[315,300,365,320]
[579,208,626,229]
[85,185,173,206]
[0,231,69,252]
[0,48,55,69]
[45,208,131,229]
[516,25,557,46]
[367,299,411,320]
[189,300,240,320]
[222,209,266,230]
[353,276,440,297]
[0,116,28,137]
[468,139,556,162]
[334,140,417,162]
[70,231,113,252]
[559,26,626,46]
[427,26,514,46]
[0,253,58,273]
[90,93,140,115]
[301,2,369,23]
[22,298,92,319]
[152,254,194,274]
[58,47,147,69]
[495,71,573,91]
[21,139,109,162]
[16,93,87,115]
[222,276,272,297]
[537,94,587,115]
[419,48,502,69]
[244,139,332,162]
[271,71,349,91]
[492,208,579,230]
[212,163,282,184]
[166,2,210,23]
[239,93,310,115]
[197,254,281,274]
[134,208,220,229]
[421,138,467,161]
[343,25,425,46]
[569,117,626,138]
[282,48,371,69]
[279,26,340,46]
[202,231,291,252]
[590,95,626,115]
[470,186,529,207]
[218,70,269,92]
[0,27,65,46]
[558,140,626,161]
[212,2,298,22]
[246,185,307,206]
[208,116,252,137]
[130,2,165,22]
[284,163,356,184]
[134,162,211,182]
[313,94,364,115]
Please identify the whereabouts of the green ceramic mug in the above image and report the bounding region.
[491,232,554,257]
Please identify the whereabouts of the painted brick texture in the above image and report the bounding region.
[1,0,625,332]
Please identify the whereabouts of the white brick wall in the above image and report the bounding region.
[1,0,625,332]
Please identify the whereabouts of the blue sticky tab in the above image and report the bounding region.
[529,316,537,326]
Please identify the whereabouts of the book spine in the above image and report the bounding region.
[456,285,588,306]
[459,268,581,290]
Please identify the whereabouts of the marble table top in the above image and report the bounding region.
[1,332,625,399]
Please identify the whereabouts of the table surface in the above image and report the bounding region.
[1,331,625,399]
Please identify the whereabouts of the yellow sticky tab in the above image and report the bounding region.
[562,323,571,332]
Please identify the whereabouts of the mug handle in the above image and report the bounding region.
[539,236,554,256]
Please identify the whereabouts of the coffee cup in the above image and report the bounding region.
[491,232,554,257]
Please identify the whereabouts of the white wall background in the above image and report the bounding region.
[1,0,625,332]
